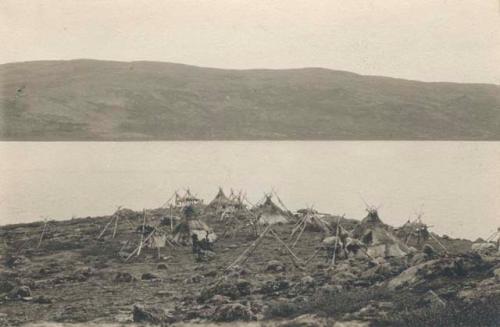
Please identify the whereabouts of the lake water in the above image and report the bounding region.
[0,141,499,240]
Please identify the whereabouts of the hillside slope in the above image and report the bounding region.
[1,60,499,140]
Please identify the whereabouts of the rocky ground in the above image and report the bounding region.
[0,211,499,327]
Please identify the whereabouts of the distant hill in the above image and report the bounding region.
[1,60,499,140]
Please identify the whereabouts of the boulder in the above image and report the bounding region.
[9,285,31,299]
[279,313,332,326]
[260,278,290,294]
[70,267,95,282]
[0,280,16,294]
[236,279,252,296]
[213,303,257,322]
[199,279,247,302]
[5,255,30,268]
[141,272,160,280]
[208,294,231,306]
[423,244,437,257]
[494,267,500,282]
[157,263,168,270]
[334,321,371,327]
[471,242,497,254]
[266,260,286,273]
[292,275,316,294]
[34,295,53,304]
[132,304,175,324]
[184,274,204,284]
[458,276,500,301]
[115,272,135,283]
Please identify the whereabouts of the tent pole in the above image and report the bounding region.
[97,215,115,239]
[137,209,146,256]
[331,216,340,266]
[270,229,303,267]
[291,220,307,249]
[37,219,48,248]
[226,224,271,270]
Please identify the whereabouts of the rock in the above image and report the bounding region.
[493,267,500,282]
[184,274,204,284]
[34,295,53,304]
[9,285,31,299]
[279,313,332,326]
[292,275,316,294]
[208,294,231,306]
[316,284,342,298]
[203,269,218,277]
[423,244,437,257]
[199,280,240,302]
[141,272,160,280]
[458,276,500,301]
[387,254,490,291]
[471,242,497,254]
[260,278,290,294]
[266,260,286,273]
[213,303,257,322]
[157,263,168,270]
[408,252,427,266]
[132,304,175,324]
[0,280,16,294]
[332,271,357,285]
[387,260,438,290]
[225,264,249,277]
[70,267,94,282]
[344,301,390,321]
[334,321,371,327]
[5,255,30,268]
[115,272,135,283]
[236,279,252,296]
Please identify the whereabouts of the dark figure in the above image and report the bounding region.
[199,231,213,251]
[192,234,200,254]
[192,233,205,261]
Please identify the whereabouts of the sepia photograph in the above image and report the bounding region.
[1,1,499,326]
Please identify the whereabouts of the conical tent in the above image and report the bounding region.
[396,217,430,246]
[254,195,291,225]
[207,188,233,211]
[294,208,332,233]
[352,209,409,258]
[472,227,500,253]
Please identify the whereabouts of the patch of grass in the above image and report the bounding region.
[313,287,393,318]
[266,301,306,319]
[380,296,500,327]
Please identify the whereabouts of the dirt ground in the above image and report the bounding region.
[1,211,499,327]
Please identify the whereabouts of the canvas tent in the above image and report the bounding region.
[175,189,203,208]
[172,206,217,245]
[352,208,409,258]
[396,216,430,246]
[294,208,332,233]
[254,195,291,225]
[472,227,500,254]
[207,188,234,212]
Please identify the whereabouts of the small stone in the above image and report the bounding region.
[266,260,286,273]
[141,272,160,280]
[115,272,135,283]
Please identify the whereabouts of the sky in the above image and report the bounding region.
[1,0,499,84]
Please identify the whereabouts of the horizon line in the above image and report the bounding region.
[2,58,499,87]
